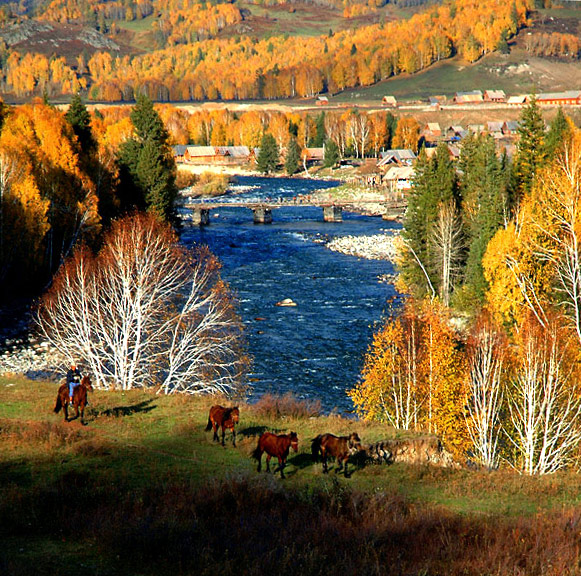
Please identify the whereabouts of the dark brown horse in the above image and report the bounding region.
[311,432,362,477]
[252,431,298,479]
[205,405,240,446]
[54,374,93,424]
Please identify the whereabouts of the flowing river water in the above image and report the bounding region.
[181,176,401,414]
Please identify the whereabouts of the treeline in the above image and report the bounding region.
[0,0,530,100]
[352,101,581,475]
[524,31,581,60]
[0,94,177,301]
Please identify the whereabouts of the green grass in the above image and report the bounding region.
[2,376,581,574]
[113,14,155,33]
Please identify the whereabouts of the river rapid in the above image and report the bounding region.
[181,176,400,414]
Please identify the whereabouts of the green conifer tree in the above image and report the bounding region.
[117,95,177,223]
[512,95,545,207]
[257,133,279,174]
[323,139,340,168]
[544,107,570,160]
[65,94,96,153]
[285,138,301,176]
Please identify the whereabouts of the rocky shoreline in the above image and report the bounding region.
[326,231,400,262]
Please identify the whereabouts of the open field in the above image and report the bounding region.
[2,377,581,574]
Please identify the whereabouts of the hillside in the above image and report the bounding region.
[0,0,544,102]
[2,376,581,575]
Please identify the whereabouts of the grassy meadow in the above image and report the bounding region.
[2,376,581,575]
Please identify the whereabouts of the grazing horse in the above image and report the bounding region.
[311,432,362,477]
[205,405,240,447]
[54,374,93,424]
[252,431,298,479]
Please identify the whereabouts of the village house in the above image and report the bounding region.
[423,122,442,143]
[316,95,329,106]
[382,166,415,195]
[502,120,519,136]
[484,90,506,103]
[486,121,505,139]
[445,125,466,142]
[302,147,325,165]
[453,90,484,105]
[536,91,581,106]
[507,95,527,106]
[183,146,251,165]
[428,95,447,108]
[381,95,398,108]
[377,149,417,167]
[173,145,188,163]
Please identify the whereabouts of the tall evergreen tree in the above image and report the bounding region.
[323,139,340,168]
[402,144,459,299]
[313,113,326,147]
[117,94,177,223]
[544,107,570,160]
[65,94,96,153]
[460,134,507,300]
[285,137,301,176]
[257,133,279,174]
[512,95,545,207]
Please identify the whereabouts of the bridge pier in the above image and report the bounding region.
[253,206,273,224]
[192,207,210,226]
[323,205,343,223]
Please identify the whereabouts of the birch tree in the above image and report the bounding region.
[465,316,506,470]
[506,315,581,475]
[36,213,248,395]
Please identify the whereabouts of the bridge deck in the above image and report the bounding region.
[184,199,406,210]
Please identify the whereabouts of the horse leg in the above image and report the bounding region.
[212,422,219,442]
[232,428,236,448]
[322,451,328,473]
[278,458,286,479]
[265,454,271,473]
[63,399,69,422]
[221,426,226,446]
[336,457,343,474]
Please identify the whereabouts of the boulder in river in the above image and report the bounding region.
[276,298,297,307]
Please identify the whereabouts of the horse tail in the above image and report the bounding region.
[251,443,262,461]
[54,393,62,414]
[204,416,213,431]
[311,435,322,462]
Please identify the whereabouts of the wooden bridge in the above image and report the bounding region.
[184,197,407,225]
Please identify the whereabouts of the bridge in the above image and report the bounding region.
[184,197,407,225]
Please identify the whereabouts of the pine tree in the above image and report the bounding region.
[117,95,177,223]
[512,95,545,207]
[402,144,459,299]
[65,94,96,153]
[323,139,340,168]
[313,113,326,147]
[544,107,570,160]
[285,138,301,176]
[257,133,279,174]
[460,134,507,301]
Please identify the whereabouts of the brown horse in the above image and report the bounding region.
[205,405,240,447]
[252,431,298,479]
[311,432,362,477]
[54,374,93,424]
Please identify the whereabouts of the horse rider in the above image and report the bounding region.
[66,363,82,404]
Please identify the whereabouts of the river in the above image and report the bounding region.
[181,176,400,414]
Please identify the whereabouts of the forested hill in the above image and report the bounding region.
[0,0,542,102]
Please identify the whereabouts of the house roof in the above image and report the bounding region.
[186,146,218,157]
[304,147,324,160]
[383,166,415,181]
[537,90,581,101]
[173,145,188,156]
[377,149,417,166]
[455,90,483,103]
[426,122,441,132]
[507,96,527,104]
[487,121,504,133]
[216,146,250,158]
[484,89,506,100]
[382,95,397,104]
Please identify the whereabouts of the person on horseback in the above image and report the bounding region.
[66,363,82,404]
